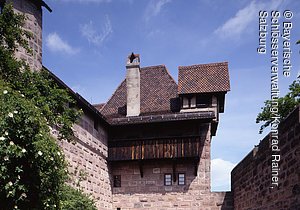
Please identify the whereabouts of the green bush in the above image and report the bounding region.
[60,185,97,210]
[0,80,67,209]
[0,3,96,210]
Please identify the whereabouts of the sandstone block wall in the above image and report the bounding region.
[231,106,300,210]
[111,132,233,210]
[9,0,43,71]
[57,114,112,210]
[112,161,233,210]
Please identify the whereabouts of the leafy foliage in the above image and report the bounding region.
[256,80,300,133]
[0,3,95,210]
[60,185,97,210]
[0,82,68,209]
[0,4,79,141]
[0,4,31,54]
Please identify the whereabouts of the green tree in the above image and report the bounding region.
[0,4,95,210]
[60,185,97,210]
[256,80,300,133]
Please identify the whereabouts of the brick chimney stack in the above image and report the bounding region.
[1,0,52,71]
[126,53,140,117]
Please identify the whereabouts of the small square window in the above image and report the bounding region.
[164,174,172,186]
[113,175,121,187]
[178,173,185,185]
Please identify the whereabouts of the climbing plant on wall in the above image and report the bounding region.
[0,4,95,210]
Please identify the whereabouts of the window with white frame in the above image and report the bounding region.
[178,173,185,185]
[164,174,172,186]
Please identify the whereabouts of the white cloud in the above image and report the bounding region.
[214,1,260,38]
[211,158,236,191]
[46,33,79,55]
[80,16,112,47]
[215,0,283,38]
[144,0,172,21]
[147,29,164,38]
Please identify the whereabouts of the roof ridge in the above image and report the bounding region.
[93,103,106,111]
[93,103,106,106]
[141,64,177,85]
[164,65,178,86]
[179,61,228,69]
[141,64,166,70]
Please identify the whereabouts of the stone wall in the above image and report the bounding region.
[111,127,233,210]
[57,113,113,210]
[231,106,300,210]
[111,161,233,210]
[9,0,43,71]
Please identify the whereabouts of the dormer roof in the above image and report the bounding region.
[178,62,230,94]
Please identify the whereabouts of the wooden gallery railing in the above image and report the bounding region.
[108,136,204,161]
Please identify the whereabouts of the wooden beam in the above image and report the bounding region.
[172,160,177,182]
[193,157,200,176]
[139,160,144,178]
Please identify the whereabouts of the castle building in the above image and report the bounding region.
[5,1,300,210]
[98,54,232,209]
[3,1,234,209]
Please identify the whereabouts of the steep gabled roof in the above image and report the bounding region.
[178,62,230,94]
[94,103,106,111]
[100,65,179,118]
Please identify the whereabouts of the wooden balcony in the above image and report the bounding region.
[108,136,204,162]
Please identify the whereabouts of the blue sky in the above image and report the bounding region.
[42,0,300,191]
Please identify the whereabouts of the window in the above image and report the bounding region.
[164,174,172,186]
[113,175,121,187]
[182,95,202,109]
[178,173,185,185]
[182,97,190,109]
[196,95,211,108]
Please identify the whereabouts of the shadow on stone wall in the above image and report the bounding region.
[211,191,234,210]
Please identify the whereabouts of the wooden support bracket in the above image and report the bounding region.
[139,160,144,178]
[193,157,200,176]
[172,159,177,182]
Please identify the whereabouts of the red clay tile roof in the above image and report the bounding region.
[93,103,106,111]
[178,62,230,94]
[101,65,178,118]
[100,65,178,118]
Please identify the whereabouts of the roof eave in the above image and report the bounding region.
[42,66,109,127]
[40,0,52,12]
[178,90,230,95]
[109,111,215,125]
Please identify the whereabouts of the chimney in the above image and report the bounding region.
[126,53,140,117]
